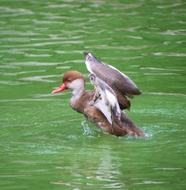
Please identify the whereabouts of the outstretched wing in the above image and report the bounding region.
[89,73,121,127]
[84,52,141,98]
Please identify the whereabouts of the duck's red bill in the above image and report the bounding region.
[52,83,66,94]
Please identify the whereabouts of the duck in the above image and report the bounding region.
[52,70,145,137]
[84,52,142,110]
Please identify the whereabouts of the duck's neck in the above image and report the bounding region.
[71,88,85,102]
[69,79,86,108]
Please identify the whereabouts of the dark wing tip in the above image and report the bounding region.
[134,89,142,96]
[83,52,89,56]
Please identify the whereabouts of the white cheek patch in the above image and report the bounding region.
[68,79,85,100]
[68,79,84,89]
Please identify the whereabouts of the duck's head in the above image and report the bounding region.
[52,70,85,94]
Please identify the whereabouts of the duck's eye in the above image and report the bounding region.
[67,78,71,82]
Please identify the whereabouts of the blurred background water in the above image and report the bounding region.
[0,0,185,189]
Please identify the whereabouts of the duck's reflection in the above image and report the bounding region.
[52,133,129,189]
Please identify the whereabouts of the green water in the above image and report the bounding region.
[0,0,186,189]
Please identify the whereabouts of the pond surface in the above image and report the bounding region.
[0,0,186,189]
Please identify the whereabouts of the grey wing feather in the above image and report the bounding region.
[89,73,121,124]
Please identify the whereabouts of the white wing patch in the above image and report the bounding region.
[84,53,94,74]
[89,73,121,125]
[85,61,93,73]
[105,89,116,107]
[94,99,112,124]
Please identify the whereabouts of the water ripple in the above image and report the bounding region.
[19,75,59,82]
[144,92,186,97]
[157,3,183,9]
[152,52,186,57]
[0,81,28,85]
[0,40,84,48]
[10,62,59,66]
[84,45,149,50]
[24,53,52,57]
[0,6,33,15]
[1,70,45,76]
